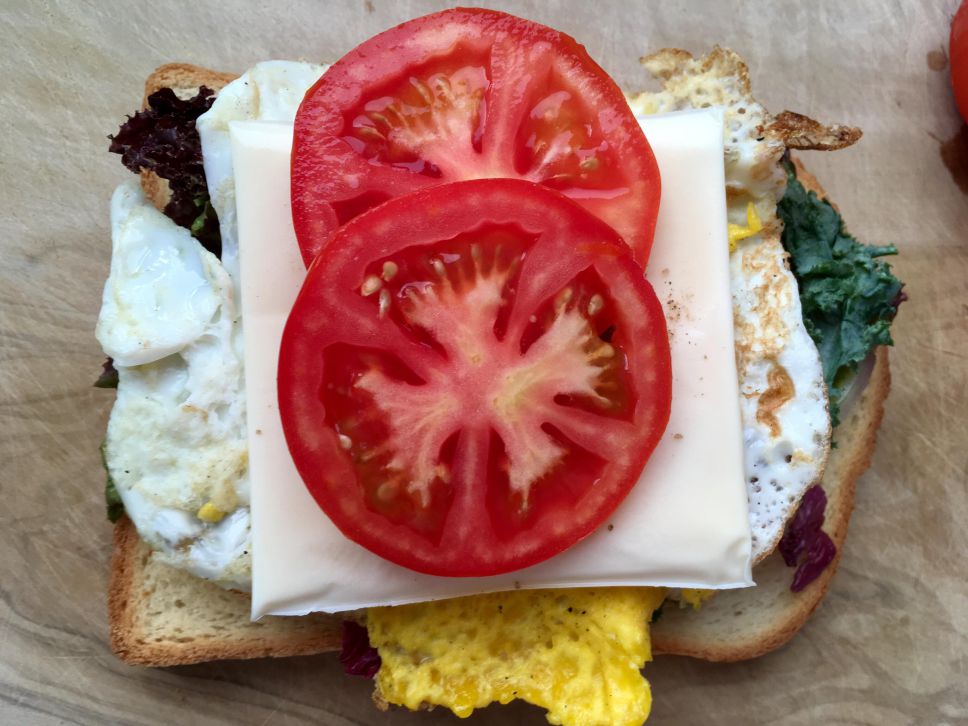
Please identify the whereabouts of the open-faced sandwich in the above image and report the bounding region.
[95,8,904,724]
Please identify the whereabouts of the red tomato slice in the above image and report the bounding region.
[291,8,660,266]
[279,179,671,577]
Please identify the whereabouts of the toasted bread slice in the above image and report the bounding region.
[107,66,889,667]
[108,347,888,667]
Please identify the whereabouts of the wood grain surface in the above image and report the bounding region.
[2,0,966,724]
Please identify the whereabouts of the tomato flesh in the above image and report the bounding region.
[292,8,661,266]
[343,61,489,178]
[279,179,671,577]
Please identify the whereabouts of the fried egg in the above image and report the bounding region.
[197,60,327,288]
[629,48,832,561]
[97,62,325,588]
[98,181,250,589]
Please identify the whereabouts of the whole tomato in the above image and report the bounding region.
[952,0,968,122]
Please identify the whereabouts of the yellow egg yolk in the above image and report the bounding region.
[727,201,764,252]
[196,501,226,522]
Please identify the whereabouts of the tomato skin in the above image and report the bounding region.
[279,179,671,577]
[953,0,968,123]
[292,8,660,266]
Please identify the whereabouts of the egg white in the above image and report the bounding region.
[97,62,325,589]
[96,183,222,367]
[630,48,832,561]
[197,60,328,289]
[99,181,250,589]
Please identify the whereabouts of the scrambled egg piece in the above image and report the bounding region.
[369,588,666,726]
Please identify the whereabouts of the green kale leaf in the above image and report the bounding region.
[100,441,124,523]
[778,159,905,426]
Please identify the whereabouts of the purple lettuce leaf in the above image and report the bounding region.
[108,87,221,257]
[779,485,828,566]
[790,530,837,593]
[338,620,381,678]
[94,357,118,389]
[779,484,837,592]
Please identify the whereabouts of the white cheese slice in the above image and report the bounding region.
[235,110,752,618]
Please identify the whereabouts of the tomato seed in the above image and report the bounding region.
[361,275,383,296]
[378,289,391,317]
[357,125,387,142]
[381,260,398,281]
[410,77,434,105]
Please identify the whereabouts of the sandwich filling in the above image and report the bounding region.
[97,50,842,591]
[98,181,250,588]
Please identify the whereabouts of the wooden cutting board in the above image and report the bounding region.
[2,1,965,724]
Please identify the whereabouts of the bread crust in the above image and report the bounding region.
[650,160,893,661]
[142,62,237,102]
[108,517,341,666]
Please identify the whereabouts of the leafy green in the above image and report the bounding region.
[190,197,219,241]
[778,159,904,425]
[100,441,124,523]
[106,477,124,523]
